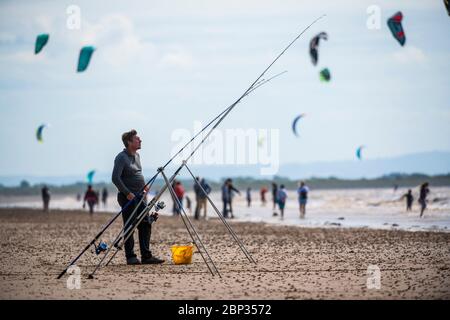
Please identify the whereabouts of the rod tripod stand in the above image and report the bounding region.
[88,161,256,279]
[57,15,325,280]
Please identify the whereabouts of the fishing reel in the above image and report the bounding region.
[94,241,108,255]
[155,201,165,212]
[109,201,166,252]
[149,201,165,224]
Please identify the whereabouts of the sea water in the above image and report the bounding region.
[1,187,449,233]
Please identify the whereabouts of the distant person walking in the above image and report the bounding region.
[221,180,230,218]
[402,189,414,212]
[227,179,240,219]
[277,185,288,219]
[260,186,268,206]
[298,181,309,219]
[419,182,430,218]
[102,187,108,207]
[246,187,252,208]
[193,177,201,218]
[271,183,278,215]
[95,190,100,208]
[185,195,192,213]
[174,181,185,215]
[194,178,211,220]
[83,185,99,215]
[41,185,50,212]
[222,178,240,218]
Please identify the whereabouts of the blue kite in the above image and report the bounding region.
[356,145,365,160]
[35,34,49,54]
[77,46,95,72]
[292,114,306,137]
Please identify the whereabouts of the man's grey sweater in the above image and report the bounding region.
[112,149,146,196]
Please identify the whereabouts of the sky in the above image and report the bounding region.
[0,0,449,180]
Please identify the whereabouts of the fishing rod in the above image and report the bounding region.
[57,108,224,279]
[102,70,288,269]
[92,15,326,277]
[64,15,325,279]
[57,74,277,279]
[160,168,221,276]
[184,162,256,263]
[88,163,189,278]
[181,16,326,168]
[56,173,159,279]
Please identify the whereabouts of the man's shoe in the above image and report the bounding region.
[126,257,141,265]
[141,256,165,264]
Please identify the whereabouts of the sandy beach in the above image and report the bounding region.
[0,208,449,299]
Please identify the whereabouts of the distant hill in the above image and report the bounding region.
[1,174,449,197]
[169,150,450,181]
[1,151,449,186]
[277,151,450,180]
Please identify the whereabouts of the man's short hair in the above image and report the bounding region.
[122,129,137,148]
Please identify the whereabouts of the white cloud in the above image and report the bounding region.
[392,46,426,64]
[82,14,193,69]
[160,50,194,69]
[0,51,46,63]
[79,14,151,67]
[81,14,134,46]
[33,15,53,32]
[0,32,17,44]
[78,14,194,69]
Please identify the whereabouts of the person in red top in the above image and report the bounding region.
[173,181,185,215]
[83,185,99,215]
[260,186,268,206]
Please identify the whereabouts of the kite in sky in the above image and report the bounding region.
[319,68,331,82]
[87,170,96,184]
[77,46,95,72]
[387,12,406,46]
[356,145,365,160]
[309,32,328,66]
[35,34,49,54]
[292,114,306,137]
[36,124,48,143]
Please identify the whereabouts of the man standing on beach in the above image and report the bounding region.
[246,187,252,208]
[194,177,211,220]
[41,185,50,212]
[277,185,288,219]
[226,178,240,219]
[112,129,164,265]
[419,182,430,218]
[298,181,309,219]
[83,185,98,215]
[260,186,268,206]
[174,181,185,215]
[221,178,240,218]
[221,180,230,218]
[401,189,414,212]
[101,187,108,207]
[271,183,278,215]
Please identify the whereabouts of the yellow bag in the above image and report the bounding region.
[171,244,194,265]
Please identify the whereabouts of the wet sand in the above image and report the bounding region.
[0,208,449,299]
